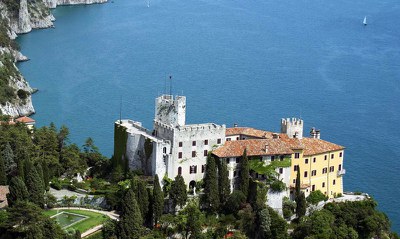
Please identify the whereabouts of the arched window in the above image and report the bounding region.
[178,167,182,175]
[163,147,167,154]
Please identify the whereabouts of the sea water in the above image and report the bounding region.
[17,0,400,231]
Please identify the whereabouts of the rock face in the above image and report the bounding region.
[0,0,107,117]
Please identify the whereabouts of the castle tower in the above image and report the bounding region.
[154,95,186,127]
[281,118,303,139]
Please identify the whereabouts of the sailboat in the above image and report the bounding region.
[363,16,367,26]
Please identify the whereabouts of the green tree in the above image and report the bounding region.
[136,179,149,220]
[224,190,246,215]
[2,142,16,176]
[294,167,306,219]
[268,206,288,239]
[153,174,164,226]
[238,203,256,238]
[218,159,230,206]
[169,175,187,209]
[42,161,50,190]
[6,176,28,206]
[255,207,271,239]
[203,154,219,213]
[238,149,249,197]
[25,162,45,207]
[57,125,69,152]
[307,190,328,205]
[180,200,204,239]
[292,209,335,239]
[0,153,6,185]
[118,189,143,239]
[103,218,118,239]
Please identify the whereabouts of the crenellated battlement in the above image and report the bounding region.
[281,117,304,139]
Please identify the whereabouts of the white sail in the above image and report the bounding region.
[363,16,367,25]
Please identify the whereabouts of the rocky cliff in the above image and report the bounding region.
[0,0,107,117]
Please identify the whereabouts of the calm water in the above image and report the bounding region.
[17,0,400,231]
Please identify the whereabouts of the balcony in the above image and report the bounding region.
[337,169,346,176]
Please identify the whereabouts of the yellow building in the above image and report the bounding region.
[283,137,345,199]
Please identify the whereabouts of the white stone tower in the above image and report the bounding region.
[154,95,186,126]
[281,118,303,139]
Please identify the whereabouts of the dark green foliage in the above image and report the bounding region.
[218,159,230,206]
[5,201,67,239]
[296,191,306,219]
[0,154,6,185]
[295,167,301,197]
[224,190,246,215]
[42,161,50,189]
[203,154,219,213]
[238,203,256,238]
[60,144,87,177]
[255,207,271,239]
[169,175,187,208]
[102,218,118,239]
[17,89,29,100]
[136,179,150,220]
[282,197,295,219]
[153,174,164,226]
[74,230,81,239]
[118,189,143,239]
[238,149,249,197]
[268,206,288,239]
[6,176,28,206]
[25,161,45,207]
[113,123,128,174]
[180,200,204,239]
[2,142,16,177]
[307,190,328,205]
[2,0,20,16]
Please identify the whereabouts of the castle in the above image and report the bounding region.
[114,95,345,210]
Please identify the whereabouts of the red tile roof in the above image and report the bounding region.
[0,186,9,208]
[300,138,344,156]
[213,139,294,158]
[226,127,277,139]
[16,116,35,124]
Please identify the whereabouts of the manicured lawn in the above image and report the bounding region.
[44,209,108,233]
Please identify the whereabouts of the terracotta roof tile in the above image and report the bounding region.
[226,127,277,139]
[16,116,35,124]
[300,138,344,156]
[213,139,294,158]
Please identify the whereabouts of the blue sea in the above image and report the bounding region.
[17,0,400,231]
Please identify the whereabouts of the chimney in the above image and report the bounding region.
[310,127,321,139]
[316,129,320,139]
[272,133,279,139]
[233,123,238,128]
[265,144,269,153]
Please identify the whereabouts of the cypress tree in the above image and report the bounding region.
[25,162,45,207]
[239,149,250,197]
[42,161,50,190]
[6,176,29,207]
[36,163,45,190]
[204,154,219,213]
[169,175,187,208]
[153,174,164,226]
[0,155,6,185]
[136,179,149,220]
[218,159,230,206]
[118,189,143,239]
[295,167,306,218]
[2,143,16,176]
[295,167,301,198]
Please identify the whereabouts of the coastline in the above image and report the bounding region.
[0,0,107,117]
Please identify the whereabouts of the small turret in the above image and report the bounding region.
[154,94,186,127]
[281,118,303,139]
[310,127,321,139]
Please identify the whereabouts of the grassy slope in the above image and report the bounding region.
[44,209,108,233]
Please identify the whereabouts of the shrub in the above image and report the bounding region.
[17,89,29,100]
[307,190,328,205]
[270,180,286,192]
[282,197,296,219]
[50,179,62,190]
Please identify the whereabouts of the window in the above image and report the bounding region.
[305,158,308,164]
[192,141,196,146]
[322,182,325,188]
[192,151,196,157]
[178,167,182,175]
[339,164,342,170]
[236,137,239,140]
[280,155,284,161]
[323,167,327,174]
[189,165,197,174]
[324,155,327,160]
[304,171,308,177]
[271,156,275,161]
[202,165,205,173]
[279,168,283,174]
[311,170,317,176]
[226,138,231,141]
[294,165,299,171]
[295,153,300,158]
[226,158,230,164]
[293,179,296,184]
[204,150,208,156]
[339,152,343,157]
[312,185,315,191]
[333,180,336,185]
[204,140,208,145]
[178,152,182,159]
[331,154,334,159]
[163,147,167,154]
[234,171,237,177]
[313,157,316,163]
[179,142,183,147]
[236,158,240,163]
[217,138,222,144]
[329,166,335,172]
